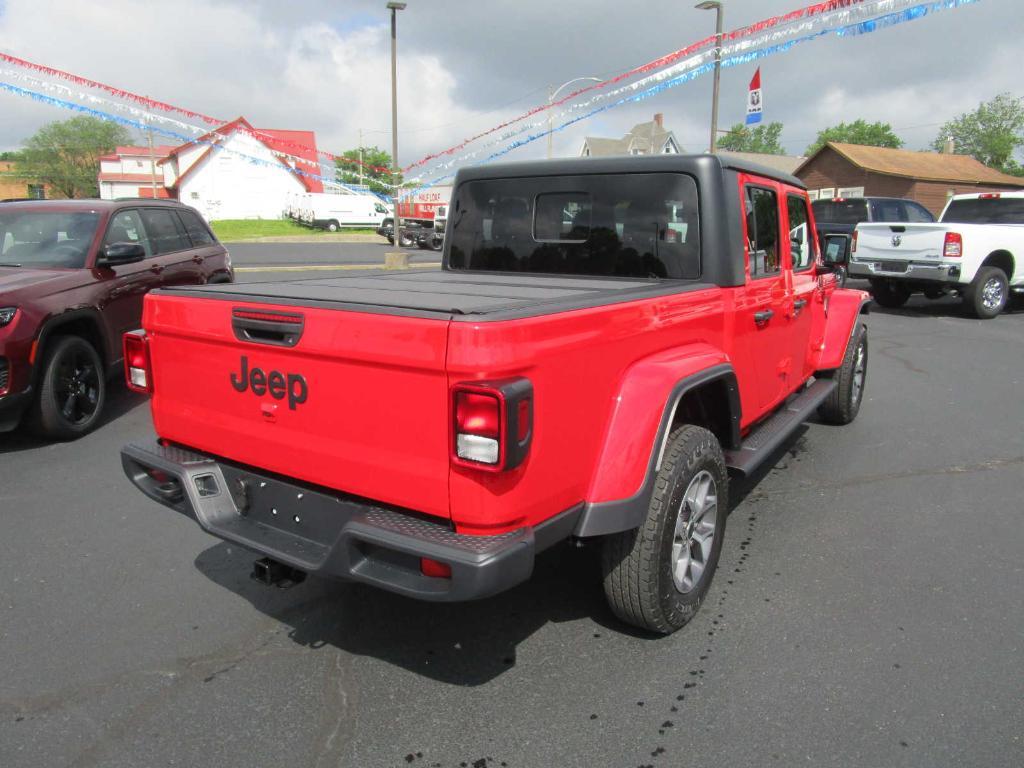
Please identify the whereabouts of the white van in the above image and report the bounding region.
[308,193,391,231]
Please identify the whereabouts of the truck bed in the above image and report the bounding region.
[160,270,712,320]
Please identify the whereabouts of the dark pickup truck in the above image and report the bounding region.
[812,196,934,285]
[121,155,869,634]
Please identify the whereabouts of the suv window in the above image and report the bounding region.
[786,194,815,271]
[746,186,780,277]
[448,173,700,279]
[138,208,189,254]
[942,197,1024,224]
[103,210,153,257]
[177,209,215,246]
[870,199,908,222]
[812,199,868,225]
[904,201,934,222]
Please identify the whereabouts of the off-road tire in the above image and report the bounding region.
[818,323,867,425]
[964,266,1009,319]
[601,425,728,634]
[32,335,106,440]
[870,279,910,308]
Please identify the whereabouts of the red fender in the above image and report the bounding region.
[814,288,869,372]
[587,343,731,504]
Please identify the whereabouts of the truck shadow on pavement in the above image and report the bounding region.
[0,383,147,455]
[862,295,1024,320]
[190,433,806,686]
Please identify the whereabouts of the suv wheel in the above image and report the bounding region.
[818,323,867,425]
[964,266,1008,319]
[601,425,728,634]
[870,279,910,308]
[33,336,106,439]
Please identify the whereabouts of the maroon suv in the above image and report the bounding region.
[0,198,232,438]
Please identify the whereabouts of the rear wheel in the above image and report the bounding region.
[818,323,867,425]
[601,425,728,634]
[398,232,416,248]
[326,220,340,232]
[870,279,910,308]
[964,266,1008,319]
[33,336,106,440]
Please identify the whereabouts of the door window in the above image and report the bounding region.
[176,209,215,246]
[904,201,935,222]
[745,186,780,278]
[139,208,189,254]
[786,194,816,271]
[869,199,908,222]
[103,210,152,257]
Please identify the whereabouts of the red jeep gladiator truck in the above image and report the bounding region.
[121,155,869,634]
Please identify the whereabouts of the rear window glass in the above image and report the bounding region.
[448,173,700,279]
[812,199,868,225]
[942,197,1024,224]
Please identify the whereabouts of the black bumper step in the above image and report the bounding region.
[724,378,835,476]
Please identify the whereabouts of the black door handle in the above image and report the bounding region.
[754,309,774,325]
[794,298,808,310]
[149,264,164,275]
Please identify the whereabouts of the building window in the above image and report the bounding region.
[27,184,45,200]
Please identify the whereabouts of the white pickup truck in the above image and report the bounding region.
[849,191,1024,318]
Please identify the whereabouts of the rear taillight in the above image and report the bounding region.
[943,231,963,258]
[452,379,533,471]
[123,331,152,393]
[852,230,858,253]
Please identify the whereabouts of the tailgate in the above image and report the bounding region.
[143,294,452,520]
[854,223,948,263]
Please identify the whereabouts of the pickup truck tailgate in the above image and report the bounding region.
[854,222,948,263]
[143,293,452,519]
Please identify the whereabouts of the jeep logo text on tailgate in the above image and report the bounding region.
[230,356,308,410]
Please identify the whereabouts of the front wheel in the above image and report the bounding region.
[818,323,867,425]
[326,220,340,232]
[964,267,1008,319]
[601,425,728,634]
[398,232,416,248]
[32,336,106,440]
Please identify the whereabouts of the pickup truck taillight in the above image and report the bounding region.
[123,331,152,394]
[851,230,858,253]
[943,232,963,258]
[452,379,533,471]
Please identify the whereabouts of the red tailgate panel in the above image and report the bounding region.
[144,295,452,519]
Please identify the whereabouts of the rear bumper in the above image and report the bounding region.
[121,441,579,601]
[848,259,963,284]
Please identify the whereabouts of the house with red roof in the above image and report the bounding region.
[97,117,325,220]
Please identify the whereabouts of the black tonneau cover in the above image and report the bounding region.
[160,271,715,321]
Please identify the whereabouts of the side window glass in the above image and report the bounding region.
[786,194,815,271]
[103,210,153,257]
[905,202,933,222]
[139,209,189,255]
[746,186,780,278]
[177,209,214,245]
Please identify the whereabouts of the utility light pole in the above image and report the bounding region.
[696,1,724,154]
[387,1,406,260]
[547,77,603,159]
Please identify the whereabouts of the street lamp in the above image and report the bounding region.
[547,76,603,159]
[696,1,724,154]
[387,2,406,255]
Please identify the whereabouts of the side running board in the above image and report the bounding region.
[724,378,836,476]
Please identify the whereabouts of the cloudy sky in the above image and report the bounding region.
[0,0,1019,177]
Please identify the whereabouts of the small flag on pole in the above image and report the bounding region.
[746,68,763,125]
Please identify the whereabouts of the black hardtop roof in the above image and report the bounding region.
[452,153,805,190]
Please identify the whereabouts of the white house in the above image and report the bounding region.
[580,113,683,157]
[96,117,325,220]
[98,145,177,200]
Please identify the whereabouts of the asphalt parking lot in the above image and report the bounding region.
[1,251,1022,768]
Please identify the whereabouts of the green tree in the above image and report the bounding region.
[0,150,22,161]
[718,122,785,155]
[805,120,903,156]
[335,146,400,196]
[19,116,131,198]
[931,93,1024,175]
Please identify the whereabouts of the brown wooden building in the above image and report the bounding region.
[795,142,1023,216]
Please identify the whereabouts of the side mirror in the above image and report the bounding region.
[98,242,146,266]
[820,235,849,266]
